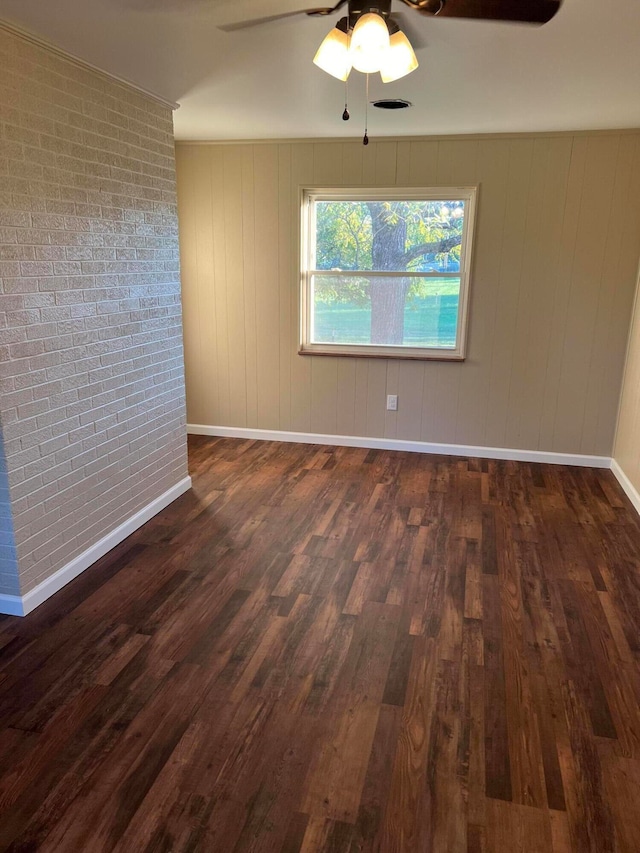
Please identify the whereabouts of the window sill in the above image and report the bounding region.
[298,345,465,362]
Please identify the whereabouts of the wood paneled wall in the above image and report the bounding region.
[176,131,640,456]
[614,266,640,490]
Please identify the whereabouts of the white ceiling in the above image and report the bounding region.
[1,0,639,141]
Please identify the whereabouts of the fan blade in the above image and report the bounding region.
[399,0,561,24]
[213,0,339,31]
[306,0,349,16]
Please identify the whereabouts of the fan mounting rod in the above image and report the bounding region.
[308,0,393,22]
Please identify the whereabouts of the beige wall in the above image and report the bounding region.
[176,132,640,457]
[614,268,640,493]
[0,27,188,596]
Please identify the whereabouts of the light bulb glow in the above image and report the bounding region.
[350,12,390,74]
[313,26,352,81]
[379,30,418,83]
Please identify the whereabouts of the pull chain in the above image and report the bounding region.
[363,74,369,145]
[342,76,350,121]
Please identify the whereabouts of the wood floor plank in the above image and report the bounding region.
[485,799,553,852]
[0,435,638,851]
[301,601,400,823]
[483,573,513,802]
[379,635,439,852]
[351,703,403,851]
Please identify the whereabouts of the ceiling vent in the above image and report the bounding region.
[372,98,412,110]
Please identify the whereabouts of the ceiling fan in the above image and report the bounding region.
[211,0,562,143]
[212,0,563,32]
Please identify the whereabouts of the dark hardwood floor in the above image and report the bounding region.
[1,435,640,852]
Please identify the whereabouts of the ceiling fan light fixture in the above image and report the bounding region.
[379,29,418,82]
[349,12,390,74]
[313,23,352,81]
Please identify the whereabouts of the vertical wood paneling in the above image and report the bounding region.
[362,141,378,185]
[253,145,281,429]
[503,138,550,448]
[278,144,293,430]
[596,136,640,454]
[554,136,621,452]
[342,142,365,186]
[384,360,400,439]
[518,138,573,450]
[210,147,232,425]
[484,139,535,447]
[374,141,398,185]
[538,137,589,450]
[175,147,205,424]
[336,359,357,436]
[456,137,510,447]
[177,131,640,457]
[430,362,461,445]
[396,140,412,186]
[397,361,424,441]
[222,147,248,427]
[190,147,219,423]
[582,136,632,454]
[353,359,370,438]
[311,357,339,435]
[241,145,259,427]
[366,360,388,438]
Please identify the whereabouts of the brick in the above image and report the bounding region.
[0,28,187,596]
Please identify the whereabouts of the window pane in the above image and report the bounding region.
[311,275,460,348]
[314,200,466,273]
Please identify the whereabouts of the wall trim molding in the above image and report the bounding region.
[0,476,192,617]
[176,129,640,146]
[610,459,640,516]
[0,19,179,111]
[187,424,611,469]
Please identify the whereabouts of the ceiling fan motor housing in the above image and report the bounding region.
[348,0,393,27]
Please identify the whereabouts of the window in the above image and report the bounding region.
[300,187,477,360]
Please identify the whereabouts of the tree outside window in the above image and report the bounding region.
[300,188,477,360]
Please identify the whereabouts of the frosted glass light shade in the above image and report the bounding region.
[380,30,418,82]
[313,27,352,81]
[350,12,390,74]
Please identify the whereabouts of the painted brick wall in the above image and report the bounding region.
[0,427,19,596]
[0,27,188,596]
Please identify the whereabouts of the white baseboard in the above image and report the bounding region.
[0,595,25,618]
[0,476,192,618]
[187,424,611,469]
[610,459,640,515]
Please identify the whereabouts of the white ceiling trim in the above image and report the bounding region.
[0,18,180,111]
[175,128,640,146]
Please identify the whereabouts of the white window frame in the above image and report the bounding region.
[299,186,477,360]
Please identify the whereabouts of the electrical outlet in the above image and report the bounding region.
[386,394,398,411]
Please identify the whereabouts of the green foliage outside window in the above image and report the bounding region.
[314,200,465,307]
